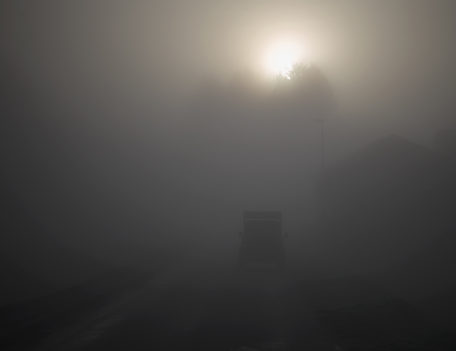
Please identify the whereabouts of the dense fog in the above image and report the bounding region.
[1,1,456,350]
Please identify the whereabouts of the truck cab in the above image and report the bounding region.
[238,211,286,269]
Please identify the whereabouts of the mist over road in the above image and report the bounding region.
[29,260,442,351]
[35,264,333,351]
[2,1,456,350]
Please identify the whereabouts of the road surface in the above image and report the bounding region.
[35,264,340,351]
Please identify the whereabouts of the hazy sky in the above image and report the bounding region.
[3,1,456,113]
[2,0,456,269]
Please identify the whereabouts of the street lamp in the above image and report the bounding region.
[313,117,325,173]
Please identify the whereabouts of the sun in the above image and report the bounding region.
[264,40,304,79]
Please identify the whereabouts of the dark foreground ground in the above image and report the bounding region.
[2,262,456,351]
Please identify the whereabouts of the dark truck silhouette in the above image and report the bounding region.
[238,211,286,269]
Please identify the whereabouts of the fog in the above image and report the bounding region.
[2,1,456,350]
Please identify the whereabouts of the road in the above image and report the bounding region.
[35,263,340,351]
[27,261,448,351]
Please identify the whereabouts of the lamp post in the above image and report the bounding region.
[313,117,325,173]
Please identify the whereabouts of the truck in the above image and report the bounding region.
[238,211,286,269]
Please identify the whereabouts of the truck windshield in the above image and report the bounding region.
[245,220,281,236]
